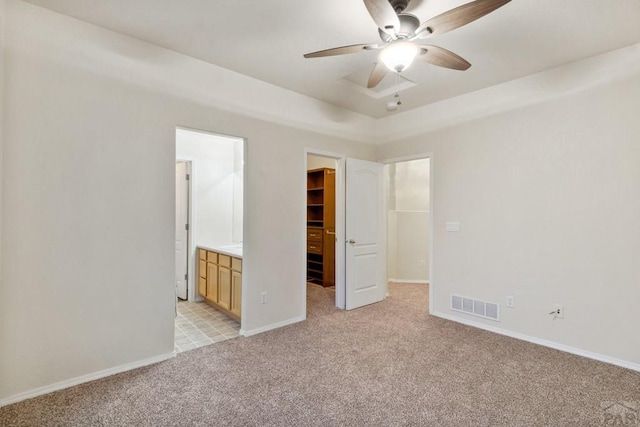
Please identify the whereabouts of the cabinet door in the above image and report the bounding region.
[198,277,207,298]
[218,267,232,310]
[206,262,219,303]
[231,271,242,318]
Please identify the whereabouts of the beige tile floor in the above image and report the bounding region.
[175,300,240,353]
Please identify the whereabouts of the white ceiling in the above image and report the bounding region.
[23,0,640,118]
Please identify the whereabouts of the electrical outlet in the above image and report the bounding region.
[506,296,514,308]
[260,292,267,304]
[554,304,564,318]
[419,260,426,267]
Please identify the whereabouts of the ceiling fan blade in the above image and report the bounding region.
[303,43,378,58]
[363,0,400,37]
[419,45,471,70]
[415,0,511,37]
[367,62,388,88]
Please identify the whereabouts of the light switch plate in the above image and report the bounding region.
[446,222,460,232]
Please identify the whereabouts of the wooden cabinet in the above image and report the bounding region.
[306,226,323,283]
[307,228,323,255]
[198,249,207,297]
[307,168,335,286]
[231,270,242,317]
[218,266,231,311]
[323,227,336,287]
[197,247,242,320]
[206,263,219,304]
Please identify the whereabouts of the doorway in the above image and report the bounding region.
[304,153,391,316]
[384,156,432,310]
[305,153,340,318]
[174,127,244,353]
[175,161,191,301]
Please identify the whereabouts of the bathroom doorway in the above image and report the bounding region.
[174,127,244,352]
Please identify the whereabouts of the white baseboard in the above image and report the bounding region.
[432,310,640,373]
[388,279,429,284]
[0,351,176,408]
[240,315,305,337]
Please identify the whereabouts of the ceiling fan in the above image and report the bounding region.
[303,0,511,89]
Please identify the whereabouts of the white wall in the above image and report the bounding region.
[0,0,5,394]
[176,128,241,248]
[0,1,375,402]
[232,140,244,243]
[386,159,430,281]
[307,155,337,170]
[378,71,640,367]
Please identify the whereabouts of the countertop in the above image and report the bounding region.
[198,244,243,258]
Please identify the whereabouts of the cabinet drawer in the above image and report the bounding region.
[207,251,218,263]
[307,241,322,254]
[307,228,323,241]
[198,249,207,261]
[219,254,231,268]
[232,257,242,272]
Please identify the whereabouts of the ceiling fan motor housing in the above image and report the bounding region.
[378,13,420,42]
[389,0,410,14]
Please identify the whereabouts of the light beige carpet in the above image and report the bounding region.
[1,283,639,426]
[306,282,338,319]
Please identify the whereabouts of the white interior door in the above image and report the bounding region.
[175,162,189,300]
[345,158,385,310]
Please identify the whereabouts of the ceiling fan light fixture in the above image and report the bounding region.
[379,41,420,72]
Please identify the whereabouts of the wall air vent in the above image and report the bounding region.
[451,294,500,322]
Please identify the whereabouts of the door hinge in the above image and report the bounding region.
[186,173,190,180]
[185,223,189,231]
[184,273,188,281]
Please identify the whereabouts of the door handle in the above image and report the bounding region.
[326,230,336,235]
[347,239,356,245]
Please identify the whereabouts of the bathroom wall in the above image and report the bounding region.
[176,128,243,248]
[232,139,244,244]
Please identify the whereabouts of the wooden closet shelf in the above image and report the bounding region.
[306,167,335,287]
